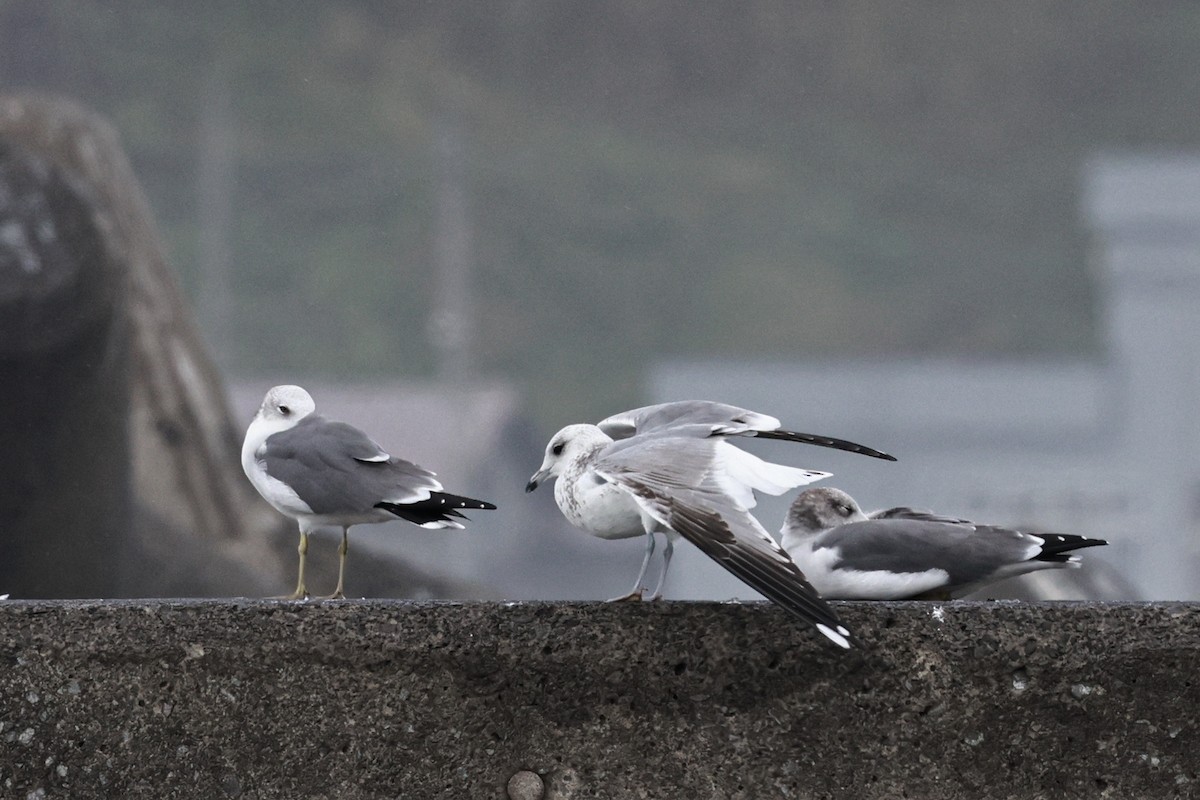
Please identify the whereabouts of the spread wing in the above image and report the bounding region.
[594,435,854,649]
[598,400,895,460]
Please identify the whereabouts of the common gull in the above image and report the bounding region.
[781,487,1107,600]
[242,385,496,599]
[526,422,854,649]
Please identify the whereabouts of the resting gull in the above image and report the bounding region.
[526,422,855,649]
[242,385,496,600]
[780,487,1108,600]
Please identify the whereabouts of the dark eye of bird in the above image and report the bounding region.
[279,405,290,415]
[551,442,564,456]
[837,503,851,516]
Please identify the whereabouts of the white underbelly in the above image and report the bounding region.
[555,477,645,540]
[790,541,950,600]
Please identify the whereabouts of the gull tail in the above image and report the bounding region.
[1032,533,1108,563]
[375,492,497,529]
[716,443,830,509]
[753,429,897,461]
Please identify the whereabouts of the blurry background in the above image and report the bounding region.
[3,1,1200,600]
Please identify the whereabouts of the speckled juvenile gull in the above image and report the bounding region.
[780,487,1108,600]
[526,422,854,649]
[597,400,897,461]
[242,385,496,600]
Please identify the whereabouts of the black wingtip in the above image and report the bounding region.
[662,499,856,653]
[1034,533,1109,561]
[525,481,538,493]
[374,491,497,527]
[755,429,897,461]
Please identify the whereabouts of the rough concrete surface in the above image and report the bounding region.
[0,600,1196,799]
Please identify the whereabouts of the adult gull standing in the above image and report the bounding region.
[242,385,496,600]
[526,422,855,649]
[780,487,1108,600]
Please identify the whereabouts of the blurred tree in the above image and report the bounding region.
[5,1,1200,425]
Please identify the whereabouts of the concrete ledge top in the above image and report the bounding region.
[0,600,1197,799]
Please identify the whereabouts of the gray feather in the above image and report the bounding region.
[261,415,440,515]
[819,519,1041,586]
[595,436,851,641]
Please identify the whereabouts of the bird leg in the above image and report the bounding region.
[646,536,675,601]
[321,527,349,600]
[274,530,310,600]
[607,532,655,602]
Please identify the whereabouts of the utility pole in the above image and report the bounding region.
[196,59,236,372]
[428,112,475,382]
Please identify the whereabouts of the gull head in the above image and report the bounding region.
[525,423,612,493]
[242,385,318,473]
[253,385,316,431]
[782,487,868,536]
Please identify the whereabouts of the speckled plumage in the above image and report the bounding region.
[528,421,853,649]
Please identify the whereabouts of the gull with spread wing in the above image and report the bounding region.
[527,421,855,649]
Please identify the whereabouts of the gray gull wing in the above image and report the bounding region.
[819,519,1106,588]
[597,400,896,461]
[260,414,444,516]
[594,435,854,648]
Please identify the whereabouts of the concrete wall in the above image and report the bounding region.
[0,600,1196,799]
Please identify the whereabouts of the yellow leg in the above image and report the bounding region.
[274,530,310,600]
[321,528,348,600]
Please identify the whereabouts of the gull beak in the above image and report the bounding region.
[526,467,551,493]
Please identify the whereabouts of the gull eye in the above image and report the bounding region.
[836,503,852,516]
[278,405,291,415]
[551,442,565,456]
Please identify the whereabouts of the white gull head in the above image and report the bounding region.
[241,385,319,516]
[252,385,315,431]
[525,423,614,493]
[526,423,647,540]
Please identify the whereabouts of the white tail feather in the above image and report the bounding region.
[714,443,831,508]
[419,520,465,530]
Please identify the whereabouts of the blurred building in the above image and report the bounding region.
[650,155,1200,602]
[229,156,1200,603]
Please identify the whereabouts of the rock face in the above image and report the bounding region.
[0,95,505,602]
[0,101,133,597]
[0,600,1195,799]
[0,94,286,598]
